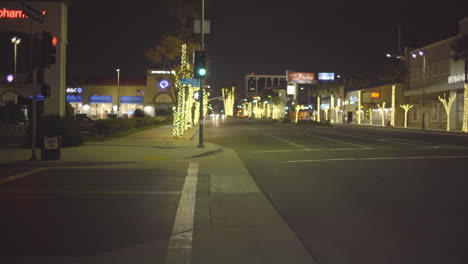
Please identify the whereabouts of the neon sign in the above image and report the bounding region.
[370,92,380,98]
[0,8,46,19]
[0,8,28,19]
[159,79,170,89]
[448,74,465,84]
[66,88,83,94]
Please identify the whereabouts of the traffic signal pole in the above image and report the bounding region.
[197,0,205,148]
[30,20,38,160]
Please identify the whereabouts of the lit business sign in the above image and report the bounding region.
[66,87,83,94]
[159,79,170,89]
[287,72,315,84]
[370,92,380,98]
[0,8,46,19]
[0,8,28,19]
[193,91,200,100]
[448,74,465,84]
[318,72,335,81]
[287,85,296,95]
[349,96,358,104]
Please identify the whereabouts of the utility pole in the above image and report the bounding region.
[30,21,38,160]
[198,0,205,148]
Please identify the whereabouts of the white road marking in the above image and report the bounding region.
[305,134,372,149]
[261,133,309,149]
[309,129,445,148]
[0,168,47,185]
[252,148,369,154]
[0,189,181,195]
[165,162,199,264]
[284,156,468,163]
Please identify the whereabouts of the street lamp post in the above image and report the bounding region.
[116,68,120,117]
[11,37,21,86]
[412,50,426,129]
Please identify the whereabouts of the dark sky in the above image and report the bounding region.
[68,0,468,92]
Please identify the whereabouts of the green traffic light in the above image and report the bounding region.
[198,68,206,76]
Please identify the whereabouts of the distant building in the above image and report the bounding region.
[244,73,288,98]
[64,69,176,118]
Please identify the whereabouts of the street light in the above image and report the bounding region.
[11,36,21,85]
[411,49,426,129]
[116,68,120,117]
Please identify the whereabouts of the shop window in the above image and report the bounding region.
[412,106,419,121]
[441,107,447,121]
[424,65,431,79]
[412,67,420,80]
[441,60,450,75]
[432,62,440,77]
[431,102,438,122]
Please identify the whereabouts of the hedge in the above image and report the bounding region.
[94,116,172,136]
[24,115,84,147]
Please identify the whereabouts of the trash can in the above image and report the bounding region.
[41,136,61,160]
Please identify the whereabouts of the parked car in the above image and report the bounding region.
[75,114,96,133]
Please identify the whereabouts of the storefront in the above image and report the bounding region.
[120,96,143,117]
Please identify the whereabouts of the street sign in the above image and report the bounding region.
[21,1,43,24]
[180,78,200,87]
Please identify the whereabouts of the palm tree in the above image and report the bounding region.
[450,34,468,132]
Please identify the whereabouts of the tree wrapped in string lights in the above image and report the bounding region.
[222,86,235,116]
[438,93,457,131]
[399,104,414,128]
[295,104,305,123]
[377,102,386,127]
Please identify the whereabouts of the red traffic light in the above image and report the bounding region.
[52,36,58,46]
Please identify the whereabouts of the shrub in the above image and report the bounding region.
[24,115,83,147]
[0,102,25,125]
[94,116,171,136]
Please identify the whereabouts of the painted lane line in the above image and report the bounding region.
[285,158,357,163]
[0,190,181,195]
[283,155,468,163]
[261,133,309,149]
[164,162,199,264]
[0,168,47,185]
[309,129,446,148]
[305,133,372,149]
[252,148,369,154]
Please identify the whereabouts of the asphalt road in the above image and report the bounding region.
[0,159,209,264]
[204,118,468,264]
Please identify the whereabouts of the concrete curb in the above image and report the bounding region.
[185,147,223,159]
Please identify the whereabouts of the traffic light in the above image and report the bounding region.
[42,31,56,67]
[193,50,206,79]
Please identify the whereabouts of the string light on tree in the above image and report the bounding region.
[366,108,373,125]
[400,104,414,128]
[222,86,235,116]
[438,93,457,131]
[377,102,386,127]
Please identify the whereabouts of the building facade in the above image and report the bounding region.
[405,17,468,130]
[244,73,288,98]
[66,69,176,118]
[0,0,69,116]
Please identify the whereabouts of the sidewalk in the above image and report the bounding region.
[0,124,223,165]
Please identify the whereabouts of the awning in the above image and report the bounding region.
[120,96,143,104]
[66,95,82,103]
[90,95,112,103]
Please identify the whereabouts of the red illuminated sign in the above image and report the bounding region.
[370,92,380,98]
[0,8,46,19]
[0,8,28,19]
[287,72,315,84]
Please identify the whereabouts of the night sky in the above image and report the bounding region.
[68,0,468,94]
